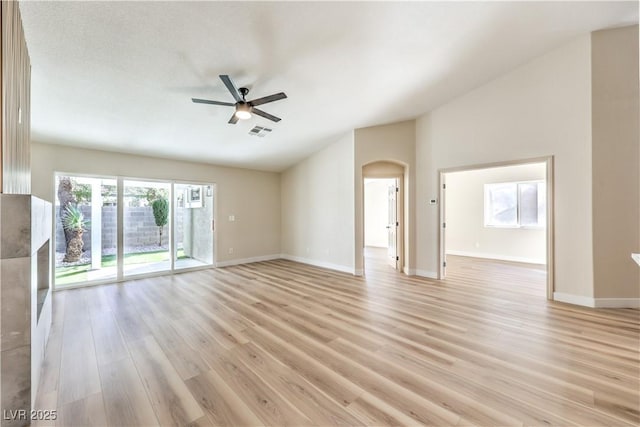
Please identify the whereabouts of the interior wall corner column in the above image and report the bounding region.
[1,0,31,195]
[1,2,53,426]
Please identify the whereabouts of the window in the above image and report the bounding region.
[484,181,546,228]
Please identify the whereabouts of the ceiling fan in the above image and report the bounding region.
[192,75,287,124]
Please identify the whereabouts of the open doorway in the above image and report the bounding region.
[364,177,403,273]
[439,158,554,299]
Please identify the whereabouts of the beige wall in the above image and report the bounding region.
[355,121,416,274]
[445,163,546,264]
[416,35,594,296]
[591,25,640,299]
[363,161,405,178]
[280,133,355,273]
[31,142,281,264]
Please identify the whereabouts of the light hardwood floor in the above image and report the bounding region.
[34,254,639,426]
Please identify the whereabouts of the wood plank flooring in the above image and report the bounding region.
[33,254,640,426]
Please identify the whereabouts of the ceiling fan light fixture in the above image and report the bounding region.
[235,102,251,120]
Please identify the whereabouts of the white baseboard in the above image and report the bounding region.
[216,254,280,268]
[553,293,640,308]
[594,298,640,308]
[415,269,438,279]
[446,250,545,265]
[553,292,595,307]
[553,292,640,308]
[280,254,356,275]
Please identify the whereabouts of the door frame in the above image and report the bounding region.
[394,177,405,271]
[437,156,555,300]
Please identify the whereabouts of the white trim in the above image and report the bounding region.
[170,182,175,272]
[553,292,595,307]
[280,254,356,275]
[215,254,280,268]
[553,292,640,308]
[446,250,546,265]
[403,267,415,275]
[594,298,640,309]
[415,269,438,279]
[116,178,124,282]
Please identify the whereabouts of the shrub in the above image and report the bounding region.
[151,197,169,245]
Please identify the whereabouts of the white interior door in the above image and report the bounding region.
[440,175,447,278]
[387,180,398,269]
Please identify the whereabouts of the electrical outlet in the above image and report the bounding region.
[228,215,235,222]
[228,248,234,254]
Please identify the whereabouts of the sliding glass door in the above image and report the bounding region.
[54,174,117,287]
[174,183,215,269]
[54,175,215,288]
[123,180,172,276]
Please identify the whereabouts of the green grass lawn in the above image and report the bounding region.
[56,249,187,286]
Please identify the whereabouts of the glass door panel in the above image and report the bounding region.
[54,175,117,287]
[174,183,214,269]
[123,180,171,276]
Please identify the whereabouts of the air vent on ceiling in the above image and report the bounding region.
[249,126,272,137]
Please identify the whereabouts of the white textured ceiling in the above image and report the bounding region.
[19,1,638,172]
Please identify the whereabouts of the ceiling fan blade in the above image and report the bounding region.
[192,98,234,106]
[228,113,239,124]
[219,75,242,102]
[251,108,281,123]
[249,92,287,107]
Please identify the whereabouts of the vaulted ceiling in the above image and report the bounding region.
[19,1,638,171]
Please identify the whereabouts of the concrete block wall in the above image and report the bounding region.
[55,206,184,253]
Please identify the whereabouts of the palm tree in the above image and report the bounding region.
[62,205,90,262]
[57,176,76,257]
